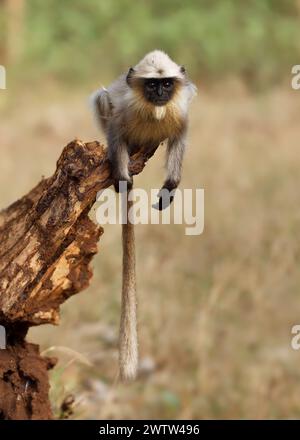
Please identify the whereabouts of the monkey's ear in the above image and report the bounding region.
[180,65,186,75]
[126,67,135,85]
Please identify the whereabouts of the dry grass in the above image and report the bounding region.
[1,81,300,419]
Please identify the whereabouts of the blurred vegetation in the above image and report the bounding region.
[2,0,300,87]
[1,0,300,421]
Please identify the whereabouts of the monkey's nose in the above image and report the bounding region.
[157,84,163,96]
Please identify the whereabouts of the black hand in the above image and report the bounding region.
[113,177,133,193]
[152,180,178,211]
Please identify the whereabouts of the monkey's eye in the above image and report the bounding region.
[146,80,157,90]
[163,79,174,89]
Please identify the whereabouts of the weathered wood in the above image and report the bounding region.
[0,138,159,419]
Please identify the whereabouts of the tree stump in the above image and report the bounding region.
[0,139,159,419]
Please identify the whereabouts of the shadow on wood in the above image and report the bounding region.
[0,139,159,419]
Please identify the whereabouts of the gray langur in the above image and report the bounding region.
[91,50,197,381]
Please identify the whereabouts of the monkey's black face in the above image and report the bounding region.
[143,78,176,106]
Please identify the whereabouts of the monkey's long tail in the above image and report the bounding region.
[119,192,138,381]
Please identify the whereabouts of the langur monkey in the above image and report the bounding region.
[91,50,196,381]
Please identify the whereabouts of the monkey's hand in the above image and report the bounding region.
[152,180,178,211]
[113,176,133,193]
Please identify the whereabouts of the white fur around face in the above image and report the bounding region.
[153,106,166,120]
[134,50,184,79]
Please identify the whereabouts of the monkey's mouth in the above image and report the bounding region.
[148,97,169,106]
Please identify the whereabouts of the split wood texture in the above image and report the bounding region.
[0,139,159,419]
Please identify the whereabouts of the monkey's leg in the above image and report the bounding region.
[91,88,113,133]
[107,129,133,192]
[154,135,186,210]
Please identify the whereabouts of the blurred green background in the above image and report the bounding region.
[1,0,300,87]
[1,0,300,420]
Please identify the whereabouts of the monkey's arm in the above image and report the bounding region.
[153,133,187,210]
[107,124,133,192]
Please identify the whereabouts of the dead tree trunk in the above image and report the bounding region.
[0,139,158,419]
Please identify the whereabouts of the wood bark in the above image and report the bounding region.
[0,139,159,419]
